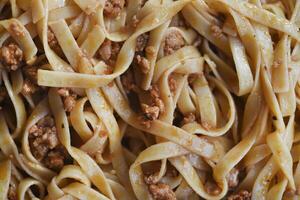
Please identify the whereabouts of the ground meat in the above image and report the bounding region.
[149,183,176,200]
[104,0,125,18]
[164,31,185,56]
[9,22,25,37]
[182,112,196,125]
[7,183,17,200]
[22,79,39,95]
[121,70,138,93]
[136,34,149,52]
[136,55,150,74]
[210,25,223,38]
[47,28,59,50]
[139,103,161,129]
[170,13,189,28]
[98,39,121,66]
[29,116,59,160]
[0,43,24,71]
[132,15,139,28]
[57,88,77,112]
[149,85,165,113]
[29,116,67,171]
[227,190,251,200]
[144,174,159,185]
[150,85,160,99]
[141,104,160,120]
[226,168,239,188]
[23,65,38,82]
[205,180,221,195]
[43,146,67,171]
[168,74,177,94]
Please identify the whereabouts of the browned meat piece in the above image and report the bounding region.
[29,116,68,171]
[164,31,185,56]
[144,174,159,185]
[0,43,24,71]
[43,146,67,171]
[64,95,77,112]
[57,88,77,112]
[23,65,38,82]
[136,55,150,74]
[226,168,239,188]
[170,13,190,28]
[104,0,125,18]
[182,112,196,125]
[121,70,138,93]
[29,116,59,160]
[141,103,160,121]
[22,79,39,95]
[47,28,59,50]
[9,22,25,37]
[139,103,161,129]
[168,75,177,94]
[98,39,121,66]
[205,180,221,195]
[210,25,223,38]
[149,85,165,113]
[149,183,176,200]
[136,34,149,52]
[227,190,251,200]
[7,183,17,200]
[150,84,160,99]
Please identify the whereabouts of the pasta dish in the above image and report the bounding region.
[0,0,300,199]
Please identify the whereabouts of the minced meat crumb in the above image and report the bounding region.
[205,180,221,195]
[98,39,121,66]
[43,146,67,171]
[226,168,239,188]
[210,25,223,38]
[136,55,150,74]
[148,183,176,200]
[104,0,125,18]
[9,22,25,37]
[227,190,251,200]
[7,183,17,200]
[29,116,68,171]
[141,103,160,120]
[144,174,159,185]
[0,43,24,71]
[23,65,38,82]
[57,88,77,112]
[22,79,39,95]
[121,70,138,93]
[168,74,177,95]
[47,28,59,50]
[164,31,185,56]
[136,34,149,52]
[170,13,189,28]
[149,85,165,113]
[182,112,196,125]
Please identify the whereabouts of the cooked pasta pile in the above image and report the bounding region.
[0,0,300,199]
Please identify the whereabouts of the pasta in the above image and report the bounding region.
[0,0,300,199]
